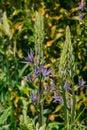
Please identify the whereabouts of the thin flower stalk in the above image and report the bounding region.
[34,11,44,127]
[59,26,76,129]
[61,82,69,130]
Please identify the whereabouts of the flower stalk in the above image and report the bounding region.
[34,11,44,127]
[61,82,69,130]
[71,78,76,124]
[38,76,43,126]
[59,26,76,129]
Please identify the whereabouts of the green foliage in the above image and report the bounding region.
[0,106,11,125]
[0,0,87,129]
[2,12,12,39]
[0,124,10,130]
[20,116,34,130]
[35,123,46,130]
[46,122,63,130]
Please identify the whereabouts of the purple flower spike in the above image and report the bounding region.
[30,92,37,103]
[78,1,86,11]
[53,95,64,104]
[24,49,34,64]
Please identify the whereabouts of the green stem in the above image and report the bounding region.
[38,76,43,127]
[22,100,27,124]
[61,82,69,130]
[71,79,76,125]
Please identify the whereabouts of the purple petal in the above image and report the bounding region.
[53,95,64,104]
[45,69,52,77]
[30,92,37,103]
[64,81,71,92]
[78,77,85,87]
[78,13,83,19]
[23,49,34,64]
[78,1,86,11]
[34,67,41,77]
[27,75,35,82]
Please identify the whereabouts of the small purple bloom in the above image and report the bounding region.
[30,92,37,103]
[78,77,85,87]
[64,81,71,92]
[23,49,34,64]
[34,65,52,77]
[27,75,35,82]
[78,1,86,11]
[53,95,64,104]
[41,65,51,77]
[78,13,83,19]
[34,67,41,77]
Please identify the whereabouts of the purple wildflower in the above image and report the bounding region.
[41,65,51,77]
[34,67,41,77]
[23,49,34,64]
[64,81,71,92]
[34,65,52,77]
[78,1,86,11]
[53,95,64,104]
[78,77,85,87]
[78,13,83,19]
[27,75,35,82]
[30,92,37,103]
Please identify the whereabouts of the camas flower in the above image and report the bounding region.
[78,77,86,87]
[78,13,83,19]
[41,65,51,77]
[30,92,37,103]
[23,49,34,64]
[34,65,52,77]
[27,75,35,82]
[53,94,64,104]
[34,67,41,77]
[78,1,86,11]
[64,81,71,92]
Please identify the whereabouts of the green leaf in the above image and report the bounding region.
[28,36,34,42]
[46,122,61,130]
[2,12,12,39]
[20,115,34,130]
[39,125,46,130]
[19,64,29,78]
[0,124,10,130]
[0,107,11,125]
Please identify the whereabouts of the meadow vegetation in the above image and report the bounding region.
[0,0,87,130]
